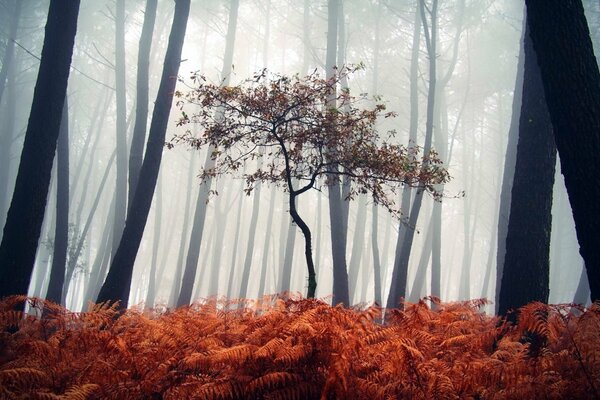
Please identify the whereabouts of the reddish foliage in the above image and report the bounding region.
[1,295,599,399]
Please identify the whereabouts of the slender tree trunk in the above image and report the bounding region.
[0,0,80,298]
[145,172,162,308]
[498,21,557,316]
[169,153,196,307]
[325,0,349,306]
[177,0,240,307]
[226,182,245,299]
[46,98,70,305]
[258,186,276,298]
[408,217,433,303]
[386,0,437,310]
[97,0,190,307]
[348,196,367,303]
[289,192,316,298]
[0,0,21,107]
[239,167,263,299]
[129,0,158,215]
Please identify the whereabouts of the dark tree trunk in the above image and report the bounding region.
[46,98,70,305]
[495,18,525,311]
[289,192,317,298]
[97,0,190,307]
[0,0,80,298]
[498,22,557,316]
[525,0,600,302]
[129,0,158,214]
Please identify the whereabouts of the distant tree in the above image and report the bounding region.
[173,67,449,299]
[0,0,80,299]
[525,0,600,302]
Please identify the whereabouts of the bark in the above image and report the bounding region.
[128,0,158,214]
[0,0,80,298]
[46,98,70,305]
[498,22,557,316]
[495,18,525,310]
[97,0,190,307]
[525,0,600,303]
[177,0,239,307]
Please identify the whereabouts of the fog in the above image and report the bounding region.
[0,0,592,313]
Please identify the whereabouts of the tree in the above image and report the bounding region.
[0,0,80,299]
[173,67,449,299]
[524,0,600,302]
[96,0,191,307]
[497,21,556,316]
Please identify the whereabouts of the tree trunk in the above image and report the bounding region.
[258,186,277,298]
[498,21,557,316]
[495,17,525,311]
[386,0,437,310]
[145,172,162,308]
[128,0,158,215]
[525,0,600,303]
[97,0,190,307]
[0,0,80,298]
[177,0,239,307]
[46,98,70,305]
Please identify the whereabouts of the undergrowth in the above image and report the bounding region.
[0,295,599,399]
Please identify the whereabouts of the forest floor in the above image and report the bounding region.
[0,295,599,399]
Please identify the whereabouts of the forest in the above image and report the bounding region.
[1,0,600,398]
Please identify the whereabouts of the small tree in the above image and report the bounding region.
[172,67,449,299]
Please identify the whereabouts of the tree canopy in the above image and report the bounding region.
[172,67,449,298]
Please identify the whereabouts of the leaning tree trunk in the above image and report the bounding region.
[97,0,190,307]
[128,0,157,215]
[0,0,80,299]
[524,0,600,302]
[46,98,70,305]
[498,21,557,316]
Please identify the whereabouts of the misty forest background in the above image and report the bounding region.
[0,0,594,315]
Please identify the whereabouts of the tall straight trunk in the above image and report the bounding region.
[177,0,240,307]
[46,98,70,305]
[495,18,526,310]
[498,21,557,316]
[63,152,116,304]
[386,0,437,310]
[325,0,349,306]
[0,0,21,106]
[129,0,158,214]
[348,197,367,303]
[371,0,383,307]
[84,197,115,305]
[408,216,433,302]
[390,2,421,304]
[169,153,196,307]
[226,184,245,299]
[0,0,80,298]
[145,172,162,308]
[97,0,190,307]
[112,0,128,258]
[525,0,600,303]
[258,186,276,298]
